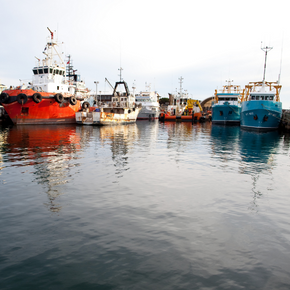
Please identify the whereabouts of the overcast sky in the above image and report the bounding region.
[1,0,289,108]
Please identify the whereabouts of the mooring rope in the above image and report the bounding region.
[261,104,282,120]
[225,103,239,115]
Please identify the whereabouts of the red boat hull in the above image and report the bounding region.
[1,89,81,125]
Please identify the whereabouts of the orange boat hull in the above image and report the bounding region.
[1,90,81,125]
[159,112,204,122]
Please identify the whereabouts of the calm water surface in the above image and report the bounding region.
[0,121,290,289]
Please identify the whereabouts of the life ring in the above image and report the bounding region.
[70,96,77,105]
[0,92,9,104]
[54,93,64,103]
[253,115,258,120]
[82,101,90,110]
[32,93,42,103]
[17,93,28,105]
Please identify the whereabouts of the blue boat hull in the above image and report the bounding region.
[240,101,282,130]
[212,104,241,124]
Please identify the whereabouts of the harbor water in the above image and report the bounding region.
[1,121,290,289]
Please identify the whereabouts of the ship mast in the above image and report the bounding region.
[261,45,273,84]
[176,76,183,114]
[179,76,183,97]
[118,67,123,82]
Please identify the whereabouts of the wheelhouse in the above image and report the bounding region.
[32,66,65,76]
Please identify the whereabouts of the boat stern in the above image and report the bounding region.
[75,111,101,125]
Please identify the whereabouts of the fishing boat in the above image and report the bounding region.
[75,80,142,125]
[212,80,242,125]
[240,46,282,130]
[0,27,89,125]
[134,84,160,120]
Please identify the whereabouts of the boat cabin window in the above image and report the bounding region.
[218,97,237,101]
[269,96,274,100]
[33,67,51,75]
[50,68,53,73]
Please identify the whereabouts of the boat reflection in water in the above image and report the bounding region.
[162,121,212,141]
[239,129,282,211]
[239,129,281,172]
[210,124,283,211]
[210,124,240,172]
[2,125,82,212]
[76,123,139,179]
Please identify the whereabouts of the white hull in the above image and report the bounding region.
[137,106,160,120]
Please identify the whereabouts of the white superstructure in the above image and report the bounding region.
[135,84,160,120]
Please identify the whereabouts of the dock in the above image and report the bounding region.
[280,109,290,132]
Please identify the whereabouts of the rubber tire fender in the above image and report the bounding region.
[32,93,42,103]
[55,93,64,103]
[70,96,77,105]
[82,101,90,110]
[17,93,28,105]
[0,92,9,104]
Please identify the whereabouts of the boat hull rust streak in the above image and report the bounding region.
[76,108,141,126]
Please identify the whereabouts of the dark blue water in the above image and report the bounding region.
[1,122,290,289]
